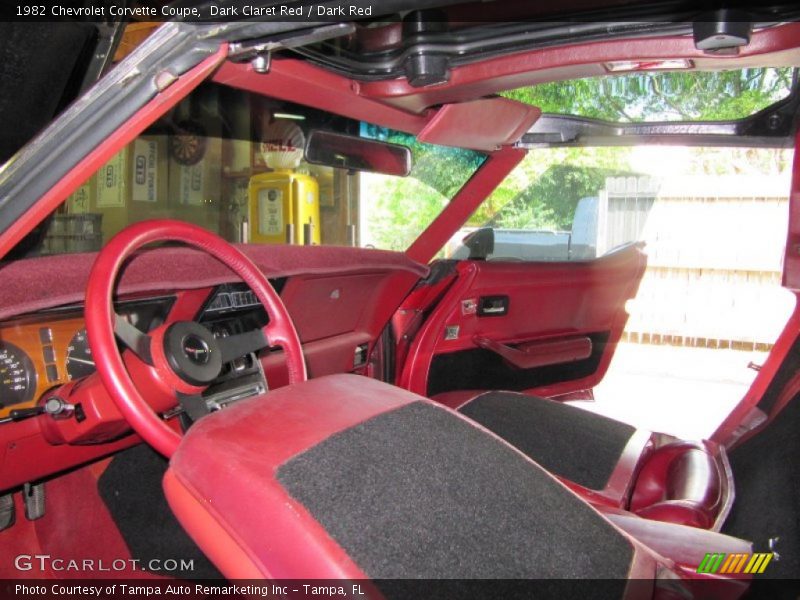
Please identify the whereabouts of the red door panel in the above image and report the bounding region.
[397,243,647,399]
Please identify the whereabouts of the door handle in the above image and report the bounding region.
[481,305,506,314]
[478,295,509,316]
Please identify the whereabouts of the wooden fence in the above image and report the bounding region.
[600,176,794,350]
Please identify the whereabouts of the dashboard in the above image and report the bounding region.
[0,244,429,493]
[0,283,282,422]
[0,297,173,420]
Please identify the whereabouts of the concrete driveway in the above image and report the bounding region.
[570,342,768,440]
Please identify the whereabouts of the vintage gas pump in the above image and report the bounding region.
[248,121,321,245]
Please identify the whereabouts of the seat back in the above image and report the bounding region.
[165,374,643,580]
[630,441,727,529]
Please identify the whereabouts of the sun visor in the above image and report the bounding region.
[418,97,541,152]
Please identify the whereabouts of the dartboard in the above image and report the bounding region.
[170,121,207,166]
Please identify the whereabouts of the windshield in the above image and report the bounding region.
[7,83,485,260]
[502,67,796,122]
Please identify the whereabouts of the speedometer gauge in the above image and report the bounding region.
[66,329,96,380]
[0,342,36,407]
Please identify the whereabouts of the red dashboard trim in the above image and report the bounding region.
[0,417,141,493]
[0,245,428,322]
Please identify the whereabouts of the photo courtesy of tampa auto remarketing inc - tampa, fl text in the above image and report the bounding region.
[0,1,800,599]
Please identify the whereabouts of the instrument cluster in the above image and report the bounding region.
[0,297,173,420]
[0,283,282,421]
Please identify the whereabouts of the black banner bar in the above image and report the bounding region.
[1,0,799,24]
[2,579,800,600]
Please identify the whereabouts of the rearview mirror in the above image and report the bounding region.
[304,130,412,177]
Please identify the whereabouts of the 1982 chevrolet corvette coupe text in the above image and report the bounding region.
[0,1,799,598]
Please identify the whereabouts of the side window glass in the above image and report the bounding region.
[450,148,649,261]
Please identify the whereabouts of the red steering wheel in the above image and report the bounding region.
[85,220,307,458]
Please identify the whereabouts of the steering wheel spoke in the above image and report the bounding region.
[217,327,269,364]
[114,313,153,365]
[177,392,210,422]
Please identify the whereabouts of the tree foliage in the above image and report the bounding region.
[492,163,634,230]
[365,175,447,251]
[365,67,797,251]
[364,132,485,250]
[502,68,795,122]
[388,131,485,198]
[472,146,635,230]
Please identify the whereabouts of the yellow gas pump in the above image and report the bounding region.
[248,121,321,245]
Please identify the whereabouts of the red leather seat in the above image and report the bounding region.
[630,441,728,529]
[164,374,681,580]
[449,390,731,529]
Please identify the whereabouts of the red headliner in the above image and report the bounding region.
[0,245,428,321]
[357,22,800,113]
[214,22,800,121]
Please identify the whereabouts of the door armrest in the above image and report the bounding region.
[473,335,592,370]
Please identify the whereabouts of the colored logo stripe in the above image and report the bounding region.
[744,553,773,574]
[696,553,773,574]
[697,553,726,573]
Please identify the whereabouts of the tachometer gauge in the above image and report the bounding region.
[66,329,96,380]
[0,342,36,407]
